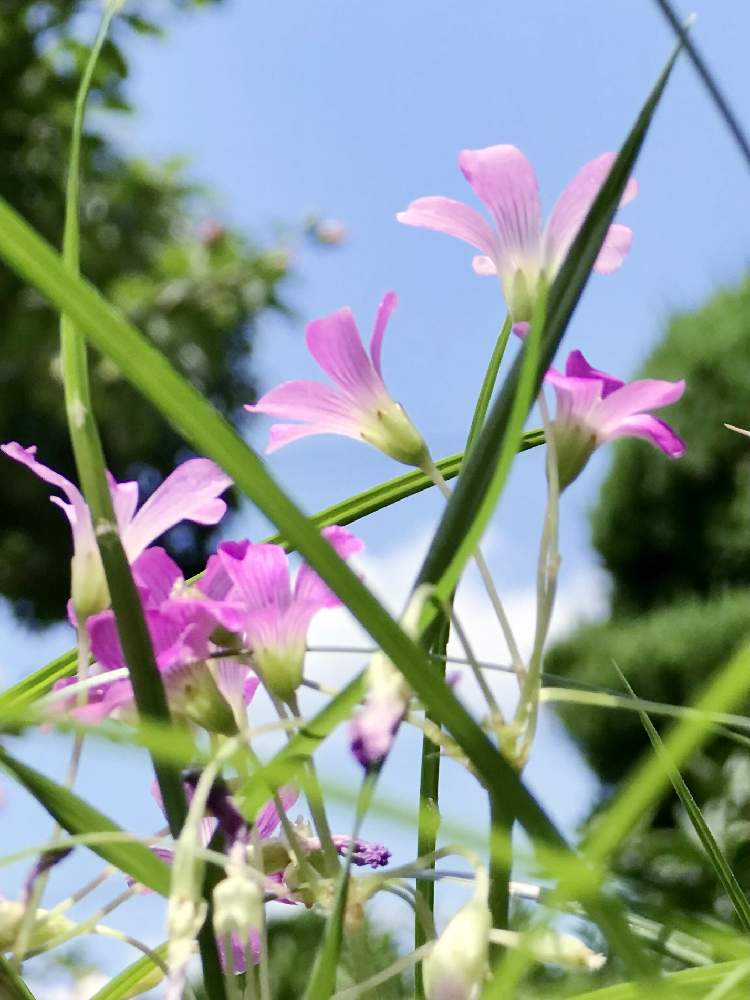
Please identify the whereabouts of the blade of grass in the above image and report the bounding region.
[0,746,170,895]
[584,641,750,866]
[617,669,750,933]
[0,958,37,1000]
[89,944,168,1000]
[653,1,750,169]
[567,960,750,1000]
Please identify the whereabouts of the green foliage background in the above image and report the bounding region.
[549,277,750,921]
[0,1,289,623]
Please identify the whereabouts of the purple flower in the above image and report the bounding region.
[246,292,428,466]
[545,350,686,489]
[203,526,364,701]
[0,443,232,616]
[397,145,637,334]
[349,652,411,769]
[53,547,252,732]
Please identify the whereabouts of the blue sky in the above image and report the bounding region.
[3,0,750,988]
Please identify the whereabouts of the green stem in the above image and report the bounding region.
[464,315,514,455]
[414,316,513,997]
[57,8,224,997]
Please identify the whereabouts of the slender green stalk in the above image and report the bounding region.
[54,8,224,992]
[464,316,514,454]
[415,316,513,994]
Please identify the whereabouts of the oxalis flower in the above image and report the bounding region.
[545,350,686,490]
[51,546,254,734]
[246,292,428,467]
[0,443,232,617]
[397,145,638,334]
[202,525,364,702]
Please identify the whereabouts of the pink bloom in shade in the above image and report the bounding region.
[51,547,252,733]
[0,443,232,616]
[544,349,686,490]
[397,146,638,334]
[204,525,364,702]
[245,292,428,467]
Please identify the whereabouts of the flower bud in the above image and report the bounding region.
[423,878,490,1000]
[360,401,429,468]
[0,900,77,954]
[213,864,263,943]
[169,663,238,736]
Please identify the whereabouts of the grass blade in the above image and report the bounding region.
[618,670,750,933]
[89,944,167,1000]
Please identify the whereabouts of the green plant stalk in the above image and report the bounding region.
[0,957,37,1000]
[56,8,224,994]
[584,641,750,867]
[620,670,750,933]
[415,314,514,994]
[566,959,750,1000]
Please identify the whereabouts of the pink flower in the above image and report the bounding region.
[1,443,232,616]
[397,145,638,333]
[204,526,364,701]
[545,350,686,489]
[51,547,252,733]
[246,292,428,467]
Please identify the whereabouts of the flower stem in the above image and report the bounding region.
[512,390,561,766]
[414,315,513,997]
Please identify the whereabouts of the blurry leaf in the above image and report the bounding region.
[0,746,170,895]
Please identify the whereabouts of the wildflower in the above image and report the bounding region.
[207,526,364,701]
[246,292,428,466]
[0,443,232,617]
[545,350,686,489]
[397,145,637,334]
[423,868,491,1000]
[50,547,251,732]
[349,586,431,768]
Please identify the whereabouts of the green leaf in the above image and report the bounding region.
[89,945,167,1000]
[566,959,750,1000]
[584,641,750,865]
[0,957,37,1000]
[0,746,170,896]
[619,669,750,933]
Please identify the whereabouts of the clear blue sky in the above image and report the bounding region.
[3,0,750,987]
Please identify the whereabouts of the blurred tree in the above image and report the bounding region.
[548,278,750,780]
[547,278,750,924]
[0,1,291,623]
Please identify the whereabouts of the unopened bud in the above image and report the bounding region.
[423,875,490,1000]
[212,849,264,942]
[0,900,77,953]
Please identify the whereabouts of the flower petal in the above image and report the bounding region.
[595,378,686,433]
[254,787,299,839]
[294,526,364,608]
[599,414,686,456]
[369,291,398,381]
[246,380,360,430]
[2,442,90,534]
[396,196,498,257]
[458,145,542,269]
[472,255,497,276]
[594,223,634,274]
[218,542,291,613]
[305,307,385,402]
[123,459,232,561]
[131,547,183,606]
[544,153,638,273]
[107,476,140,533]
[564,350,624,398]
